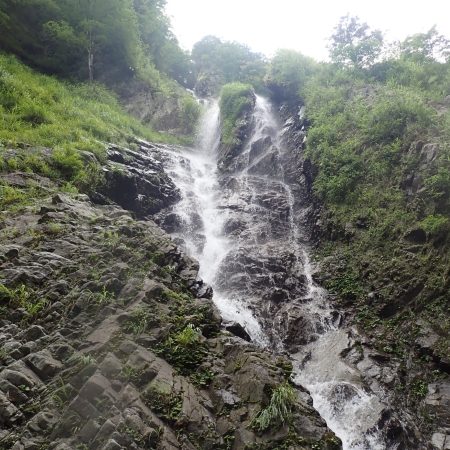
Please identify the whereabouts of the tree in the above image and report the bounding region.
[77,0,99,84]
[42,20,84,68]
[0,0,186,86]
[0,0,9,27]
[191,35,266,90]
[329,14,384,69]
[266,49,319,101]
[400,26,450,63]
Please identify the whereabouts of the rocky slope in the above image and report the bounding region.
[275,99,450,449]
[113,80,187,136]
[0,142,340,450]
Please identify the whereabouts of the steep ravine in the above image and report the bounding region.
[154,97,446,449]
[0,141,339,449]
[1,95,448,450]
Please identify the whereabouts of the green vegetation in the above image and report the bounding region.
[0,54,183,184]
[249,383,297,433]
[304,83,435,203]
[141,383,183,425]
[0,283,49,324]
[156,323,208,375]
[266,49,320,102]
[219,82,254,146]
[0,0,193,89]
[192,35,267,93]
[179,96,201,134]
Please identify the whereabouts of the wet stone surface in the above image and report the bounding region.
[0,138,339,449]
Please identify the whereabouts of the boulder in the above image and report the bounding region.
[225,323,251,342]
[425,382,450,427]
[25,350,63,380]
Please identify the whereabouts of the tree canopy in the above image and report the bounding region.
[0,0,193,86]
[328,14,384,69]
[192,35,267,91]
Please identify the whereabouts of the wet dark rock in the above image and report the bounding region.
[100,145,181,218]
[415,327,440,357]
[189,280,214,299]
[16,326,46,343]
[161,212,183,232]
[99,353,123,378]
[404,228,427,244]
[378,280,425,318]
[25,350,63,380]
[225,322,251,341]
[27,410,57,433]
[425,382,450,428]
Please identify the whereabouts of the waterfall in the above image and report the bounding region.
[162,96,392,449]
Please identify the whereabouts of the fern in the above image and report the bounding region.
[249,382,297,433]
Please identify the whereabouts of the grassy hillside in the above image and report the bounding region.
[0,54,185,186]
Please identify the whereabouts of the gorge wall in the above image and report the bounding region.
[0,140,341,450]
[0,75,449,450]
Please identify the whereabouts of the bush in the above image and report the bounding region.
[420,214,449,236]
[305,81,436,204]
[179,96,201,134]
[219,82,254,145]
[249,383,297,433]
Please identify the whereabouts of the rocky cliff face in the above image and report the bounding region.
[112,79,186,135]
[0,142,340,450]
[274,98,450,449]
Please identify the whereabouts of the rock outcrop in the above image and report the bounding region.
[0,142,340,449]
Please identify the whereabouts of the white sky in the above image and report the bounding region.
[165,0,449,61]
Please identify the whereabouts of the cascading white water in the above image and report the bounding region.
[162,96,391,449]
[164,101,270,347]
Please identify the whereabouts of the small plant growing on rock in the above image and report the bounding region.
[176,323,201,346]
[68,353,97,368]
[123,306,153,335]
[411,379,428,398]
[156,324,208,375]
[249,382,297,433]
[189,367,214,388]
[101,231,121,250]
[141,383,183,425]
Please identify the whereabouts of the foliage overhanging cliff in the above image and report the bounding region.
[1,6,450,448]
[213,15,450,389]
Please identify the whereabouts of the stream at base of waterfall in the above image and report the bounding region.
[159,96,392,449]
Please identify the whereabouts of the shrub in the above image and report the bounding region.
[179,96,201,134]
[420,214,449,236]
[219,82,254,145]
[249,383,297,433]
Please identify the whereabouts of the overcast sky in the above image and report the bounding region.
[165,0,449,61]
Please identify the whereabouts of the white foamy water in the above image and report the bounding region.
[161,96,390,449]
[164,101,269,347]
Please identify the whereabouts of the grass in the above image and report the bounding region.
[249,383,297,433]
[0,53,186,180]
[219,82,254,145]
[0,283,49,324]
